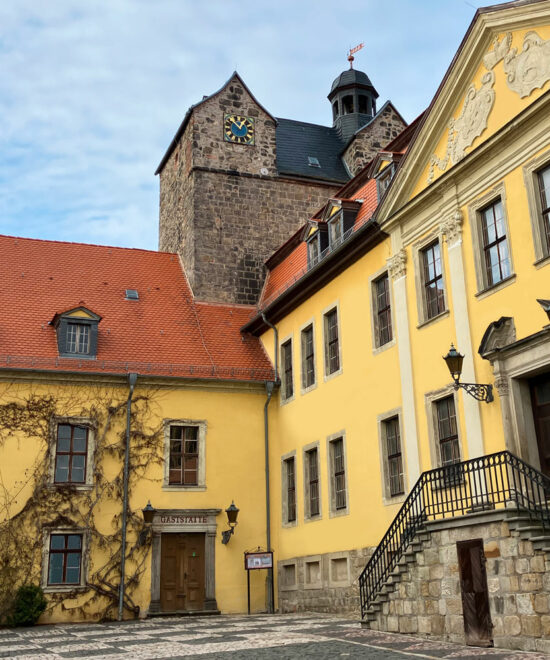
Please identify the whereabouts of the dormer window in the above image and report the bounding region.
[376,164,395,200]
[51,307,101,359]
[306,225,329,270]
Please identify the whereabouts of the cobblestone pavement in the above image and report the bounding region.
[0,613,548,659]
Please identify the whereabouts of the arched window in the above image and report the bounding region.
[332,101,339,121]
[342,95,354,114]
[358,95,368,114]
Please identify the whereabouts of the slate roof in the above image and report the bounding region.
[329,69,378,96]
[275,118,349,184]
[0,236,273,382]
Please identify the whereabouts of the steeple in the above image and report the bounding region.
[328,59,379,144]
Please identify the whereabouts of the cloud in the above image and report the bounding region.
[0,0,480,249]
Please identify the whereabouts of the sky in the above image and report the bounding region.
[0,0,491,251]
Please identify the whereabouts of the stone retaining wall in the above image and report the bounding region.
[367,511,550,653]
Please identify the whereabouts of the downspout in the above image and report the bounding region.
[261,313,278,614]
[118,372,138,621]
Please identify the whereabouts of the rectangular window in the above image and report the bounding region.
[329,215,344,247]
[284,457,296,523]
[374,273,393,346]
[330,438,346,511]
[538,165,550,254]
[421,241,445,319]
[169,425,199,485]
[54,424,88,484]
[383,417,404,497]
[48,534,82,585]
[301,325,315,389]
[324,308,340,376]
[306,448,320,517]
[66,323,90,355]
[307,235,321,268]
[281,340,293,401]
[481,200,511,286]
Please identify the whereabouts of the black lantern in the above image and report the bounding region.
[443,344,493,403]
[142,501,156,525]
[221,501,239,544]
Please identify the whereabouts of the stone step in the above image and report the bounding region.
[516,525,545,537]
[528,535,550,550]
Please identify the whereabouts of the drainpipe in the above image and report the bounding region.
[118,372,138,621]
[261,313,278,614]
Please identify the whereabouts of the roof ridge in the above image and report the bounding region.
[275,117,334,130]
[0,234,176,256]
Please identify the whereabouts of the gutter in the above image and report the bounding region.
[118,372,138,621]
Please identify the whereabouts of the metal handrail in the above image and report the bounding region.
[359,451,550,618]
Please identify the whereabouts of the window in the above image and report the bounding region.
[481,199,511,286]
[421,241,446,319]
[358,94,368,114]
[383,417,404,497]
[538,165,550,255]
[169,426,199,485]
[436,397,460,467]
[54,424,88,484]
[301,324,315,390]
[373,273,393,347]
[283,456,297,524]
[280,339,293,402]
[329,214,344,248]
[328,435,347,514]
[306,226,328,269]
[376,165,395,200]
[163,420,206,489]
[323,307,341,377]
[53,307,100,359]
[47,533,83,586]
[342,95,354,114]
[524,155,550,263]
[304,447,320,519]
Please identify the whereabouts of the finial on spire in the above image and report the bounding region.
[347,42,364,69]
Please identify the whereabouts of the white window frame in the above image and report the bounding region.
[327,431,349,517]
[281,450,297,528]
[299,318,317,395]
[377,409,407,505]
[369,266,396,353]
[163,419,207,491]
[522,150,550,266]
[279,334,295,405]
[322,302,343,381]
[49,417,95,490]
[41,527,88,593]
[412,232,449,328]
[468,183,515,298]
[303,441,321,521]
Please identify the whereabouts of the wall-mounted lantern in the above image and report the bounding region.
[443,344,493,403]
[221,501,239,545]
[139,501,156,545]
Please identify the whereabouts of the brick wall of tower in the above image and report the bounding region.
[158,75,340,303]
[342,106,407,177]
[191,170,337,304]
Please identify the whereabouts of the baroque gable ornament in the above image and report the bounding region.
[503,31,550,98]
[428,72,495,182]
[387,249,407,280]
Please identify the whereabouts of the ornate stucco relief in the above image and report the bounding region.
[428,72,495,183]
[483,32,512,70]
[387,249,407,280]
[440,208,463,245]
[503,31,550,98]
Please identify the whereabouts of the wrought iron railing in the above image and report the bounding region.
[359,451,550,618]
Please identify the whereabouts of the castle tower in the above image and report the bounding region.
[328,67,380,144]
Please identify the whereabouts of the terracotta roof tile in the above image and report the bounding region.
[0,236,273,382]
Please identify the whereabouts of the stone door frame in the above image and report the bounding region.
[483,326,550,469]
[148,508,221,614]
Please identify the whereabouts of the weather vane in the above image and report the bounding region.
[348,42,364,69]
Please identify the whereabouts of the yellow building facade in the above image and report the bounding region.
[2,0,550,651]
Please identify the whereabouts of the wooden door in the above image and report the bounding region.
[530,373,550,478]
[160,533,205,612]
[457,539,493,647]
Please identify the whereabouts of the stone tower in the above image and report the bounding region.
[156,71,407,304]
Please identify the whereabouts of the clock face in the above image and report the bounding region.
[224,114,255,145]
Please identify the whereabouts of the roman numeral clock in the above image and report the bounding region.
[224,114,255,145]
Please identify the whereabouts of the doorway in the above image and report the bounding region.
[160,533,205,612]
[457,539,493,647]
[529,372,550,478]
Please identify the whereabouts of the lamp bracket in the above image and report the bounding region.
[455,381,494,403]
[221,528,234,545]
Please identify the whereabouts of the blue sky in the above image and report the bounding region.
[0,0,489,250]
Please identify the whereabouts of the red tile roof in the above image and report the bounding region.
[0,235,273,382]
